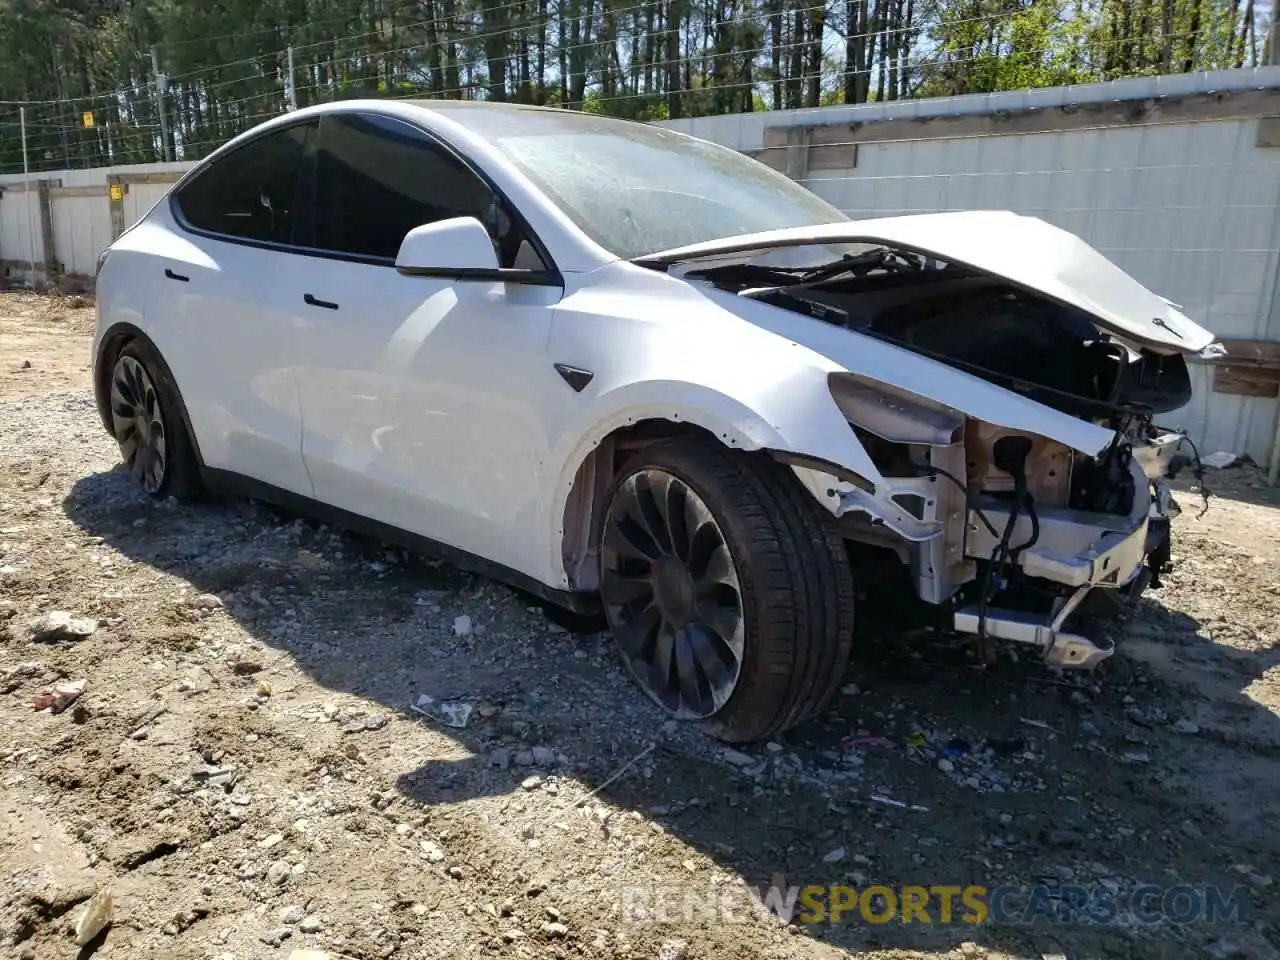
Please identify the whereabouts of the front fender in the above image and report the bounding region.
[545,374,883,585]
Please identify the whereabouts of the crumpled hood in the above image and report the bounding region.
[639,210,1217,354]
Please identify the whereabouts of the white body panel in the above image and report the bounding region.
[642,210,1217,354]
[96,203,311,494]
[293,257,564,578]
[93,100,1207,604]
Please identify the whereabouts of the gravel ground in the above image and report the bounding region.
[1,291,1278,960]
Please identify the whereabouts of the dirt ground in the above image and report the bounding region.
[1,290,1277,960]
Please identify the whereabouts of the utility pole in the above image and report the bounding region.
[287,45,298,111]
[19,107,38,288]
[152,46,173,162]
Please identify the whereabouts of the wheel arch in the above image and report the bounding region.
[94,323,206,468]
[552,391,876,592]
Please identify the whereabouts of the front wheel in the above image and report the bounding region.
[598,437,855,743]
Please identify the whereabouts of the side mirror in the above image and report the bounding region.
[395,217,500,276]
[394,216,561,286]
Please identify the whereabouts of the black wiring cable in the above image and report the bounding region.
[1158,428,1212,518]
[1011,489,1040,556]
[976,495,1021,654]
[921,465,1000,537]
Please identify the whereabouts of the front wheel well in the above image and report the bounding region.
[560,418,828,592]
[561,419,725,592]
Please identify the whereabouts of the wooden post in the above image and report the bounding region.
[37,179,60,287]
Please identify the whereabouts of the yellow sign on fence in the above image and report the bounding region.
[82,112,94,129]
[109,184,123,202]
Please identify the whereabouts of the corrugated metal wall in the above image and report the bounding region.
[0,161,191,281]
[659,68,1280,466]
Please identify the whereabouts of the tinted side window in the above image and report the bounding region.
[313,113,531,265]
[175,122,314,244]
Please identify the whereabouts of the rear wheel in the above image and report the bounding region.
[108,341,203,499]
[599,437,855,743]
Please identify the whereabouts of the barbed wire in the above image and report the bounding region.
[0,13,1265,172]
[0,0,1263,109]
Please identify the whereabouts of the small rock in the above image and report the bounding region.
[661,720,678,736]
[958,942,984,958]
[453,615,473,637]
[267,860,291,885]
[1040,828,1082,848]
[448,865,464,879]
[937,758,954,773]
[261,926,293,946]
[765,742,784,754]
[420,840,445,863]
[489,749,511,770]
[1173,718,1201,735]
[1120,751,1151,765]
[1180,819,1202,840]
[531,746,556,765]
[286,952,331,960]
[192,593,224,610]
[298,916,324,933]
[514,750,535,766]
[521,776,542,790]
[822,847,846,863]
[722,749,755,767]
[542,921,569,937]
[279,905,305,924]
[73,888,113,946]
[28,610,97,643]
[259,833,285,850]
[658,940,690,960]
[31,678,86,714]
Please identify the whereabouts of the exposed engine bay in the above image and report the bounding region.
[691,246,1194,420]
[683,242,1204,670]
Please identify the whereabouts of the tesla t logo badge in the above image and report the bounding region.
[1152,317,1183,339]
[554,363,594,393]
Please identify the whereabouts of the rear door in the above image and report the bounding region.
[163,120,320,495]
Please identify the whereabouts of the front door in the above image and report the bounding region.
[293,112,565,578]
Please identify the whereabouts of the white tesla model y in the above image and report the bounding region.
[93,100,1218,742]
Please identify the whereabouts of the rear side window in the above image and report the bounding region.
[312,113,499,261]
[174,122,315,244]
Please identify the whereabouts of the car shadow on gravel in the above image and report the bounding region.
[63,467,1280,960]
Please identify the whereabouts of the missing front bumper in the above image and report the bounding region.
[952,585,1116,669]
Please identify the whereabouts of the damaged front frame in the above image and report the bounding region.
[781,418,1175,672]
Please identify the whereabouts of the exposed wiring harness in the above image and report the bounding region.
[1160,428,1212,518]
[922,452,1040,654]
[922,464,999,537]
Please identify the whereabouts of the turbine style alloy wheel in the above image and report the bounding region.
[110,354,168,494]
[601,468,745,719]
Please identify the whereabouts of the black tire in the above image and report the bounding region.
[109,339,204,500]
[598,436,855,743]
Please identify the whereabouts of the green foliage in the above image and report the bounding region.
[0,0,1265,173]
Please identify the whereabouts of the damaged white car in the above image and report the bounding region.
[92,100,1219,743]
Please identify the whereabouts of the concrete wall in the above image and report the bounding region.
[659,67,1280,467]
